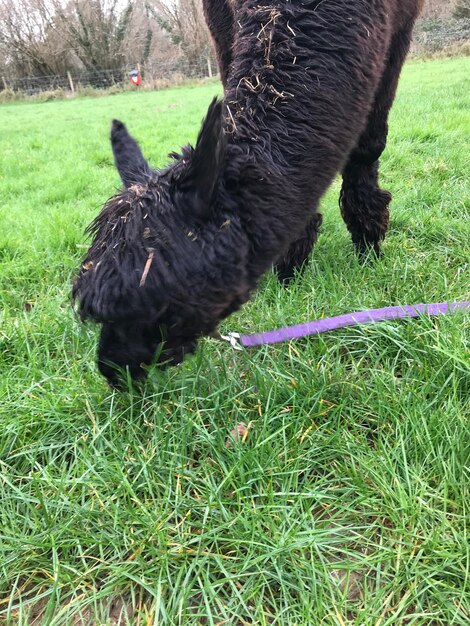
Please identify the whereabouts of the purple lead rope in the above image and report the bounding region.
[222,301,469,349]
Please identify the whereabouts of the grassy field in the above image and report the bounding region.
[0,57,469,625]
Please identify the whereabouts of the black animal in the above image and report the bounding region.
[74,0,423,385]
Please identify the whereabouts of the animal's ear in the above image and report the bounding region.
[176,98,226,220]
[111,119,152,188]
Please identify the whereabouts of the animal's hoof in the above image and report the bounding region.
[274,263,306,285]
[355,239,383,261]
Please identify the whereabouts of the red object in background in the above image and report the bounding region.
[129,70,141,86]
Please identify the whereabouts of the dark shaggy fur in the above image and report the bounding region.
[74,0,423,385]
[202,0,235,87]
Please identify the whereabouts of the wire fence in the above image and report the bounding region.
[1,57,219,96]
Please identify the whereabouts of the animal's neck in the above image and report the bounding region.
[216,141,306,281]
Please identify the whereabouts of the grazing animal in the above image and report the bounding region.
[74,0,423,385]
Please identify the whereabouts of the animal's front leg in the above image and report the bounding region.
[275,213,323,283]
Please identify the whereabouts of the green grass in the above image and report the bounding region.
[0,57,469,625]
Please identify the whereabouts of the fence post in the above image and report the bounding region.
[67,71,75,93]
[207,57,213,79]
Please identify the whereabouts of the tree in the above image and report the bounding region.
[0,0,74,76]
[149,0,212,66]
[0,0,136,79]
[52,0,134,73]
[453,0,470,19]
[0,0,176,81]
